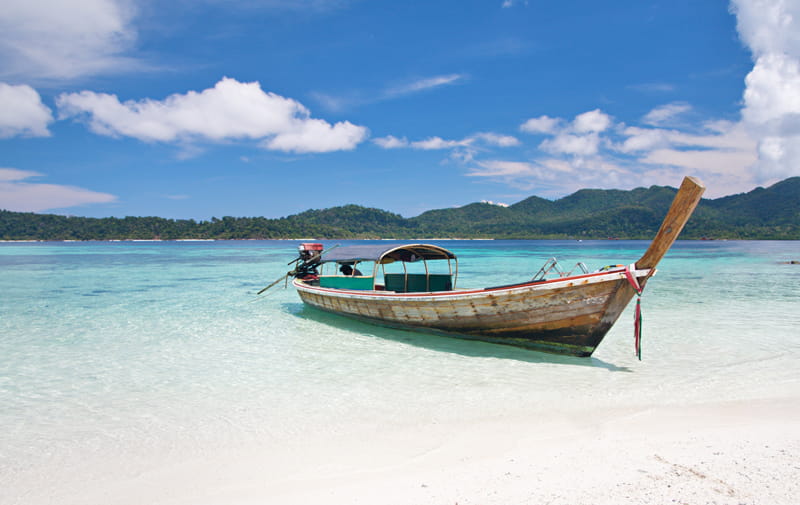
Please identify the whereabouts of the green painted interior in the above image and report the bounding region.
[319,276,375,290]
[384,273,452,293]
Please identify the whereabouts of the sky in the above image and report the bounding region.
[1,0,799,220]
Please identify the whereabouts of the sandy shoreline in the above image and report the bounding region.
[11,396,797,505]
[254,398,800,505]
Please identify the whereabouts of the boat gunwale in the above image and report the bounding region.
[293,267,652,300]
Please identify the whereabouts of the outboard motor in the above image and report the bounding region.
[294,243,323,280]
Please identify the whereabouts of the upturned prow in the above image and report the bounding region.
[636,176,706,271]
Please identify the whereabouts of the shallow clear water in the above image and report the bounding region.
[1,239,799,500]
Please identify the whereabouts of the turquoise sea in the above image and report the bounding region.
[1,239,799,503]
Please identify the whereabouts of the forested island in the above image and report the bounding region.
[2,177,798,241]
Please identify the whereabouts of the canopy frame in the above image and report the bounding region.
[321,243,458,290]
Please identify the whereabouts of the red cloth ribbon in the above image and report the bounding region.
[624,264,644,360]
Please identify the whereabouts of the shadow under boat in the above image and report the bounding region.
[286,302,633,372]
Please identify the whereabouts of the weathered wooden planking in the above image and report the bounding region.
[289,176,707,357]
[637,176,706,272]
[295,270,647,356]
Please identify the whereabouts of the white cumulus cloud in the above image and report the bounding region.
[520,115,560,134]
[0,168,116,212]
[471,132,520,147]
[617,127,670,153]
[385,1,800,197]
[0,0,139,81]
[410,137,466,150]
[0,83,53,138]
[731,0,800,180]
[469,104,762,198]
[56,77,369,153]
[262,117,367,153]
[540,132,602,156]
[742,53,800,125]
[572,109,612,133]
[521,110,610,158]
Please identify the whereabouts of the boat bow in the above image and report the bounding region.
[285,176,706,357]
[636,176,706,275]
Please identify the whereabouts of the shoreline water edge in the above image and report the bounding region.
[1,239,798,504]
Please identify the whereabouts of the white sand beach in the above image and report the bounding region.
[14,397,796,505]
[195,398,800,505]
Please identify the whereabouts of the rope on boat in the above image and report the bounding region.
[624,263,644,360]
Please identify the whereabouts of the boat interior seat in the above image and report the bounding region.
[384,273,452,293]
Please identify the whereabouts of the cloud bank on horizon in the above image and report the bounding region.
[0,0,798,216]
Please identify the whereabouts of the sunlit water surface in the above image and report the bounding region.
[1,239,798,500]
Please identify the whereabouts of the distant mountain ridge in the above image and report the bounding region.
[2,177,799,240]
[409,177,799,239]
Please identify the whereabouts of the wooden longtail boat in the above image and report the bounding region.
[283,177,705,357]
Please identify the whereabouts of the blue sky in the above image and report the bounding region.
[1,0,799,219]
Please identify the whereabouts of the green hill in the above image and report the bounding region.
[2,177,798,240]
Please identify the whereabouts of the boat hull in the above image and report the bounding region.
[293,268,649,356]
